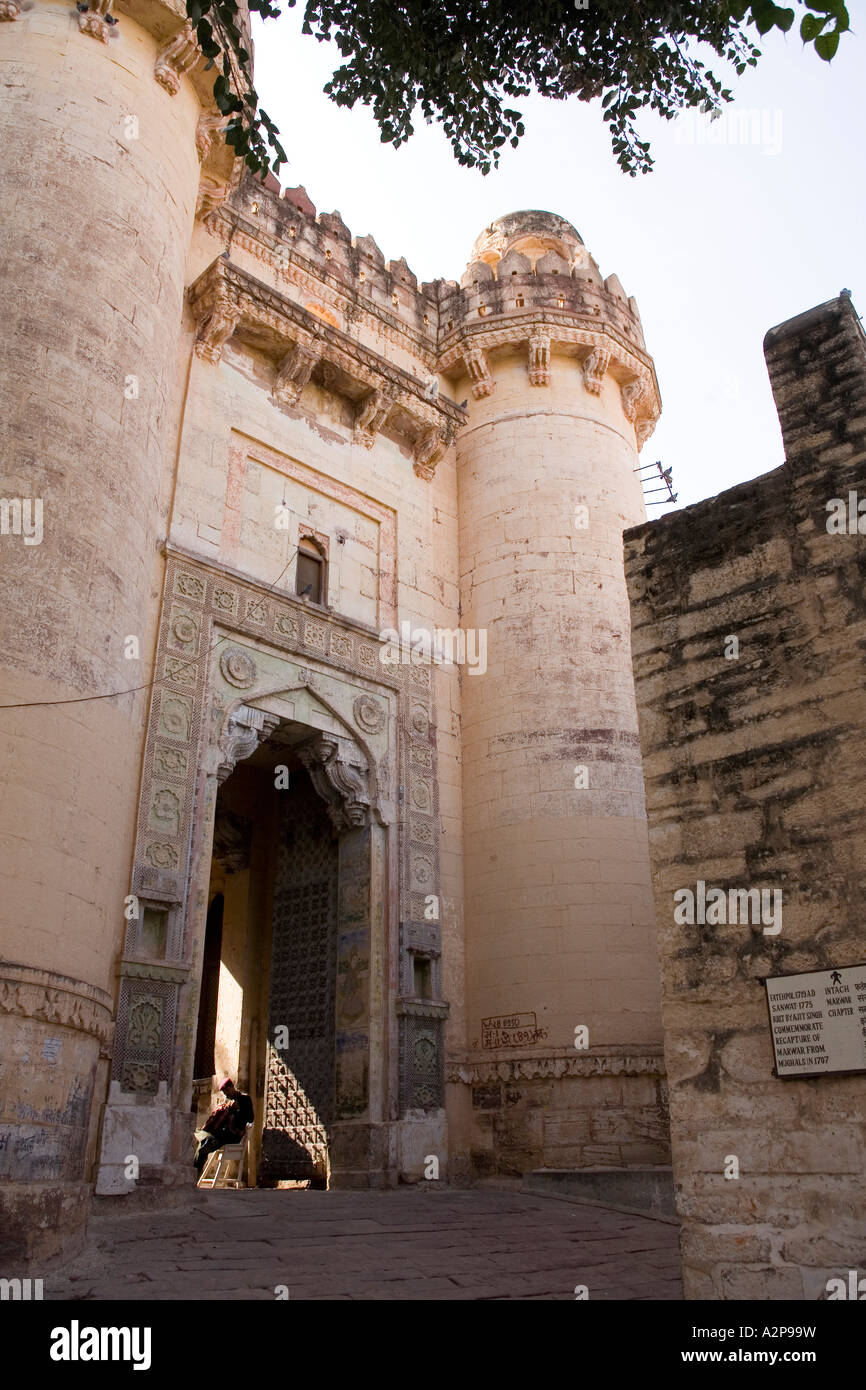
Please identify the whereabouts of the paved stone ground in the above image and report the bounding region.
[46,1187,682,1301]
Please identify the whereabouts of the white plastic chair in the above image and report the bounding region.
[197,1124,252,1189]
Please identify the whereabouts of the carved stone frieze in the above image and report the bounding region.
[154,22,198,96]
[447,1051,666,1085]
[0,964,113,1049]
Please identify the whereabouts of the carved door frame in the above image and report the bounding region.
[96,549,448,1193]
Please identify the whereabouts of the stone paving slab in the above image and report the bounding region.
[45,1187,682,1302]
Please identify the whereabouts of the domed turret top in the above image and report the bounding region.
[469,210,584,273]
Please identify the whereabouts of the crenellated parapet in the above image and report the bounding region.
[205,190,660,450]
[437,210,660,447]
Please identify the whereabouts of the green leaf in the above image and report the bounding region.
[800,13,823,40]
[815,29,839,58]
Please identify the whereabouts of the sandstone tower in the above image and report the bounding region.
[0,0,233,1262]
[443,213,668,1174]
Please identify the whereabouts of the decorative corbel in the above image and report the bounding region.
[77,0,116,43]
[528,331,551,387]
[635,417,656,451]
[354,389,393,448]
[196,174,230,229]
[298,735,372,832]
[621,376,648,422]
[216,706,280,785]
[582,346,610,395]
[464,345,493,399]
[154,22,199,96]
[0,1,21,20]
[273,342,319,406]
[413,425,446,482]
[196,111,230,163]
[193,279,241,364]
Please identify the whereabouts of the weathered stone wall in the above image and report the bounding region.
[0,2,205,1263]
[625,293,866,1298]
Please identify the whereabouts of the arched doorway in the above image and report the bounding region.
[192,712,376,1187]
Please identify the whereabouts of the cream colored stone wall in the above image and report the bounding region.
[0,2,206,1259]
[166,290,465,1052]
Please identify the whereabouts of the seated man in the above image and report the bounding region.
[194,1078,255,1176]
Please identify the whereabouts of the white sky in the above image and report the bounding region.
[252,9,866,515]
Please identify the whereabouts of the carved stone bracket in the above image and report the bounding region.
[298,734,372,832]
[212,808,253,872]
[528,331,551,387]
[582,346,610,395]
[464,345,493,399]
[192,280,242,364]
[155,21,199,96]
[187,257,464,453]
[274,342,319,406]
[216,704,280,784]
[196,111,229,163]
[413,424,451,482]
[354,389,394,449]
[77,0,116,43]
[621,375,648,421]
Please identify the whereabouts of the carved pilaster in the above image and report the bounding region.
[298,735,372,832]
[582,346,610,395]
[465,345,493,398]
[354,389,393,448]
[274,342,319,406]
[528,331,551,387]
[216,705,280,784]
[76,0,116,42]
[155,21,199,96]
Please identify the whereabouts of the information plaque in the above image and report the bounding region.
[765,963,866,1078]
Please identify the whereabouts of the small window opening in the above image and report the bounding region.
[516,296,524,308]
[413,956,433,1000]
[296,536,326,605]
